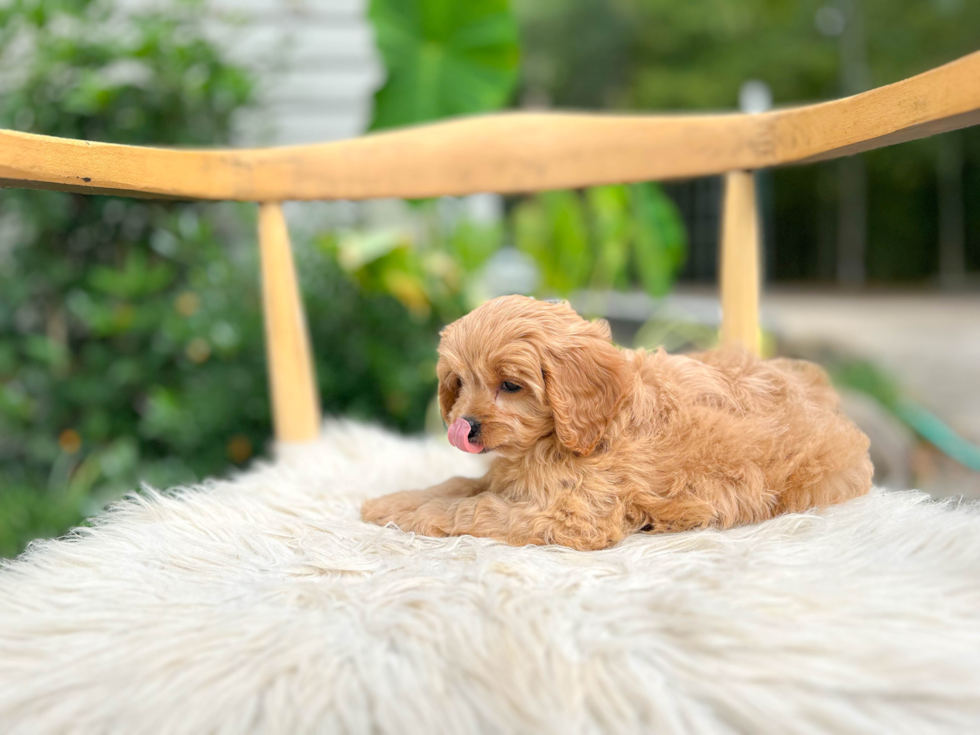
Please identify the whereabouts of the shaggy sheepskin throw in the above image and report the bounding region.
[1,421,979,734]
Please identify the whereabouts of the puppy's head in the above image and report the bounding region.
[436,295,629,458]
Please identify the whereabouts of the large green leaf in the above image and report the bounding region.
[513,190,591,296]
[514,183,686,298]
[586,184,631,290]
[547,190,591,294]
[369,0,520,130]
[630,182,687,297]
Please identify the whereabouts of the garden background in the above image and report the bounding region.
[1,0,978,556]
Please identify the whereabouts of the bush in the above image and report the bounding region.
[0,0,444,557]
[0,0,689,558]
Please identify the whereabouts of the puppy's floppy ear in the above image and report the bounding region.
[436,359,460,423]
[541,322,629,456]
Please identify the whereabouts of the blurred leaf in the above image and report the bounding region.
[587,184,631,290]
[335,229,413,271]
[88,250,176,298]
[23,336,70,372]
[630,182,687,297]
[830,360,902,411]
[547,190,591,294]
[446,220,501,273]
[513,197,549,267]
[382,270,432,316]
[0,383,36,422]
[514,190,591,296]
[95,437,140,481]
[369,0,520,129]
[513,183,687,299]
[0,485,89,559]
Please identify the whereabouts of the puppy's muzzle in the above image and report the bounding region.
[448,416,484,454]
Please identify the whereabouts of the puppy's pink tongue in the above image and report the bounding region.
[448,417,484,454]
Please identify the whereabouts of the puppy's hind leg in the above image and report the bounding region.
[778,454,874,515]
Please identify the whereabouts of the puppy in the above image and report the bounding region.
[362,295,873,550]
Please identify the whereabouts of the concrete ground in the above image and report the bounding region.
[765,291,980,442]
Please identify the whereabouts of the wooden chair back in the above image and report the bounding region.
[2,51,979,442]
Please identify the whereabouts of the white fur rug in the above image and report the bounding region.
[1,422,979,734]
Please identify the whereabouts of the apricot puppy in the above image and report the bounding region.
[362,295,872,550]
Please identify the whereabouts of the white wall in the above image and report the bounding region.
[112,0,384,146]
[203,0,384,146]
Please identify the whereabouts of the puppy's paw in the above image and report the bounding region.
[362,489,429,527]
[361,496,400,526]
[361,493,450,538]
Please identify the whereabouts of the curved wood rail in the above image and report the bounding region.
[1,51,979,201]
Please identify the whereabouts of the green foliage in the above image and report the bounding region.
[516,0,980,283]
[327,214,502,319]
[329,180,688,322]
[0,485,92,559]
[364,0,687,306]
[0,0,251,145]
[629,183,687,297]
[519,0,980,113]
[0,0,445,557]
[830,360,902,412]
[0,0,259,556]
[514,190,590,294]
[513,183,686,297]
[369,0,521,129]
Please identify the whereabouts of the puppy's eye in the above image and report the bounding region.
[501,381,522,393]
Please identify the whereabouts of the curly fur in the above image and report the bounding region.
[363,295,873,550]
[2,422,979,733]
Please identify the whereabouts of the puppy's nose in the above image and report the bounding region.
[464,417,481,441]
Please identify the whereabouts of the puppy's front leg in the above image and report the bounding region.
[361,475,486,527]
[394,491,626,551]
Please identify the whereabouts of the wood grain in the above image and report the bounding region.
[257,202,322,443]
[719,172,761,356]
[2,51,979,201]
